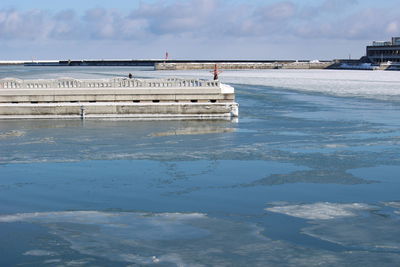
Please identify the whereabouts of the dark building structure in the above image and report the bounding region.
[367,37,400,63]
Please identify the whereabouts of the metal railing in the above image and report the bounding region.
[0,78,220,90]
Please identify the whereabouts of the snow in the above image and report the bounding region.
[266,202,372,220]
[146,69,400,101]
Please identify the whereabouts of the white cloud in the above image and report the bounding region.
[386,21,399,35]
[0,1,399,42]
[0,0,399,60]
[257,1,297,21]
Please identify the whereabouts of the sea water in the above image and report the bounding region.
[0,66,400,266]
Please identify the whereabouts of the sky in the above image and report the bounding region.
[0,0,399,60]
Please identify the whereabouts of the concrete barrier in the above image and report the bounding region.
[155,62,335,70]
[0,77,238,119]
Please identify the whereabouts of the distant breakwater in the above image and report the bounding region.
[1,59,335,69]
[155,62,335,70]
[1,59,395,71]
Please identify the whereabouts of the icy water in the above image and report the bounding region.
[1,66,400,266]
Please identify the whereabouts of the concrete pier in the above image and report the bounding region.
[3,59,376,70]
[0,77,238,119]
[155,61,334,70]
[14,59,335,69]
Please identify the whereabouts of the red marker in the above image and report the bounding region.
[213,64,222,80]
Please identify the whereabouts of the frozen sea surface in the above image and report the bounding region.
[0,66,400,266]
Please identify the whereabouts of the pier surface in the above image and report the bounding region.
[0,77,238,119]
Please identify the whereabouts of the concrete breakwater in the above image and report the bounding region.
[0,77,238,119]
[0,59,336,69]
[5,58,391,70]
[155,61,335,70]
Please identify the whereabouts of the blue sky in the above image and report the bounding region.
[1,0,395,11]
[0,0,399,60]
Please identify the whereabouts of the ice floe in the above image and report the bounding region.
[384,201,400,215]
[0,130,25,139]
[303,213,400,251]
[1,210,400,266]
[267,202,400,252]
[0,211,259,265]
[23,250,57,256]
[266,202,372,220]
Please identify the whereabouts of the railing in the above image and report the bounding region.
[0,78,220,90]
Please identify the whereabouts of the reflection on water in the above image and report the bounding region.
[149,126,235,137]
[0,119,237,164]
[234,169,376,187]
[1,67,400,266]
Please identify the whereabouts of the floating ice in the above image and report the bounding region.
[384,202,400,215]
[384,201,400,209]
[302,212,400,251]
[0,211,260,266]
[0,130,25,139]
[23,250,57,256]
[1,210,400,266]
[266,202,372,220]
[267,202,400,252]
[43,259,62,264]
[324,144,348,149]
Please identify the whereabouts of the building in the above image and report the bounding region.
[366,37,400,63]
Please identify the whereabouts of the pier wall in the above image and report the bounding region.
[0,102,238,119]
[0,77,238,119]
[0,78,234,103]
[155,62,335,70]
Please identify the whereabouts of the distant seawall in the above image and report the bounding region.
[155,62,335,70]
[2,59,395,71]
[1,59,335,69]
[0,61,27,65]
[0,60,59,66]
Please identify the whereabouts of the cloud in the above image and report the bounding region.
[0,9,47,40]
[131,0,218,36]
[84,8,120,39]
[50,10,81,39]
[0,0,399,42]
[256,1,297,21]
[293,7,400,40]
